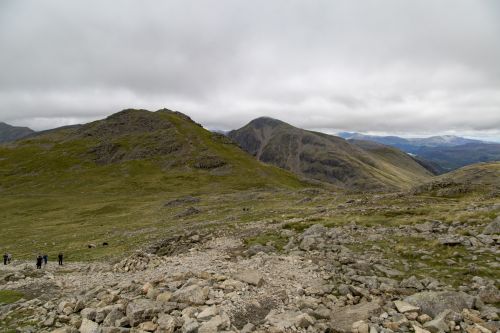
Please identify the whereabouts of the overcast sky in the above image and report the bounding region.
[1,1,499,140]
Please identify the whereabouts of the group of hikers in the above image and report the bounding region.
[3,252,64,268]
[2,253,12,265]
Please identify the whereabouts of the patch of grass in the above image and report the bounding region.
[244,232,288,251]
[0,290,24,304]
[283,221,314,232]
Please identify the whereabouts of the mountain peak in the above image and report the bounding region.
[229,119,431,190]
[247,117,287,129]
[0,122,35,143]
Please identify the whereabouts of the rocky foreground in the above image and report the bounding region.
[1,218,499,333]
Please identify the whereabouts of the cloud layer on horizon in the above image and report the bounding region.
[0,0,499,140]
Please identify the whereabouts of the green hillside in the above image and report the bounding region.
[0,109,308,260]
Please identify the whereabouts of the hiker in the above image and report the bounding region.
[58,252,63,266]
[43,254,48,266]
[36,255,43,269]
[3,253,7,265]
[7,253,12,264]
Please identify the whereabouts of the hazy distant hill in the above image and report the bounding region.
[339,132,500,173]
[338,132,482,150]
[412,142,500,172]
[0,122,35,143]
[229,117,432,191]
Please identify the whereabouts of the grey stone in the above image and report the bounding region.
[126,298,160,326]
[423,310,451,333]
[156,291,173,303]
[482,217,500,235]
[394,300,420,313]
[79,318,100,333]
[404,291,474,317]
[80,308,97,321]
[103,308,124,327]
[400,276,424,290]
[330,301,382,333]
[157,313,178,333]
[374,264,403,278]
[233,270,264,286]
[172,284,209,305]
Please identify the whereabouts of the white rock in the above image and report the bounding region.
[79,318,99,333]
[233,270,264,286]
[394,300,420,313]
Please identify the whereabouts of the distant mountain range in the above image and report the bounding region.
[338,132,500,173]
[337,132,484,150]
[229,117,432,191]
[2,117,499,178]
[0,122,35,143]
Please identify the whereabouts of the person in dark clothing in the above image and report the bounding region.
[58,252,63,266]
[43,254,48,266]
[3,253,8,265]
[36,255,43,269]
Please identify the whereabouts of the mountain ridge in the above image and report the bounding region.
[339,132,500,173]
[229,117,432,191]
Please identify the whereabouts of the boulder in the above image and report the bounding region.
[394,300,420,313]
[413,325,432,333]
[438,236,463,246]
[172,284,209,305]
[81,308,97,321]
[233,270,264,287]
[302,224,328,237]
[197,306,219,321]
[374,264,403,278]
[156,291,173,303]
[266,310,302,330]
[423,310,451,333]
[330,301,382,333]
[198,314,230,333]
[157,313,179,333]
[294,313,315,328]
[58,301,74,315]
[103,308,125,327]
[478,285,500,304]
[79,318,100,333]
[400,276,425,290]
[482,217,500,235]
[126,298,160,326]
[352,320,369,333]
[404,291,474,317]
[139,321,158,332]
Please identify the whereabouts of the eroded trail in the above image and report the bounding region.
[1,217,498,333]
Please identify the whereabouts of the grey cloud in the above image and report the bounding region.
[0,0,499,140]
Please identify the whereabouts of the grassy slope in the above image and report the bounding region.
[436,161,500,184]
[0,110,308,261]
[350,139,433,189]
[412,162,500,197]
